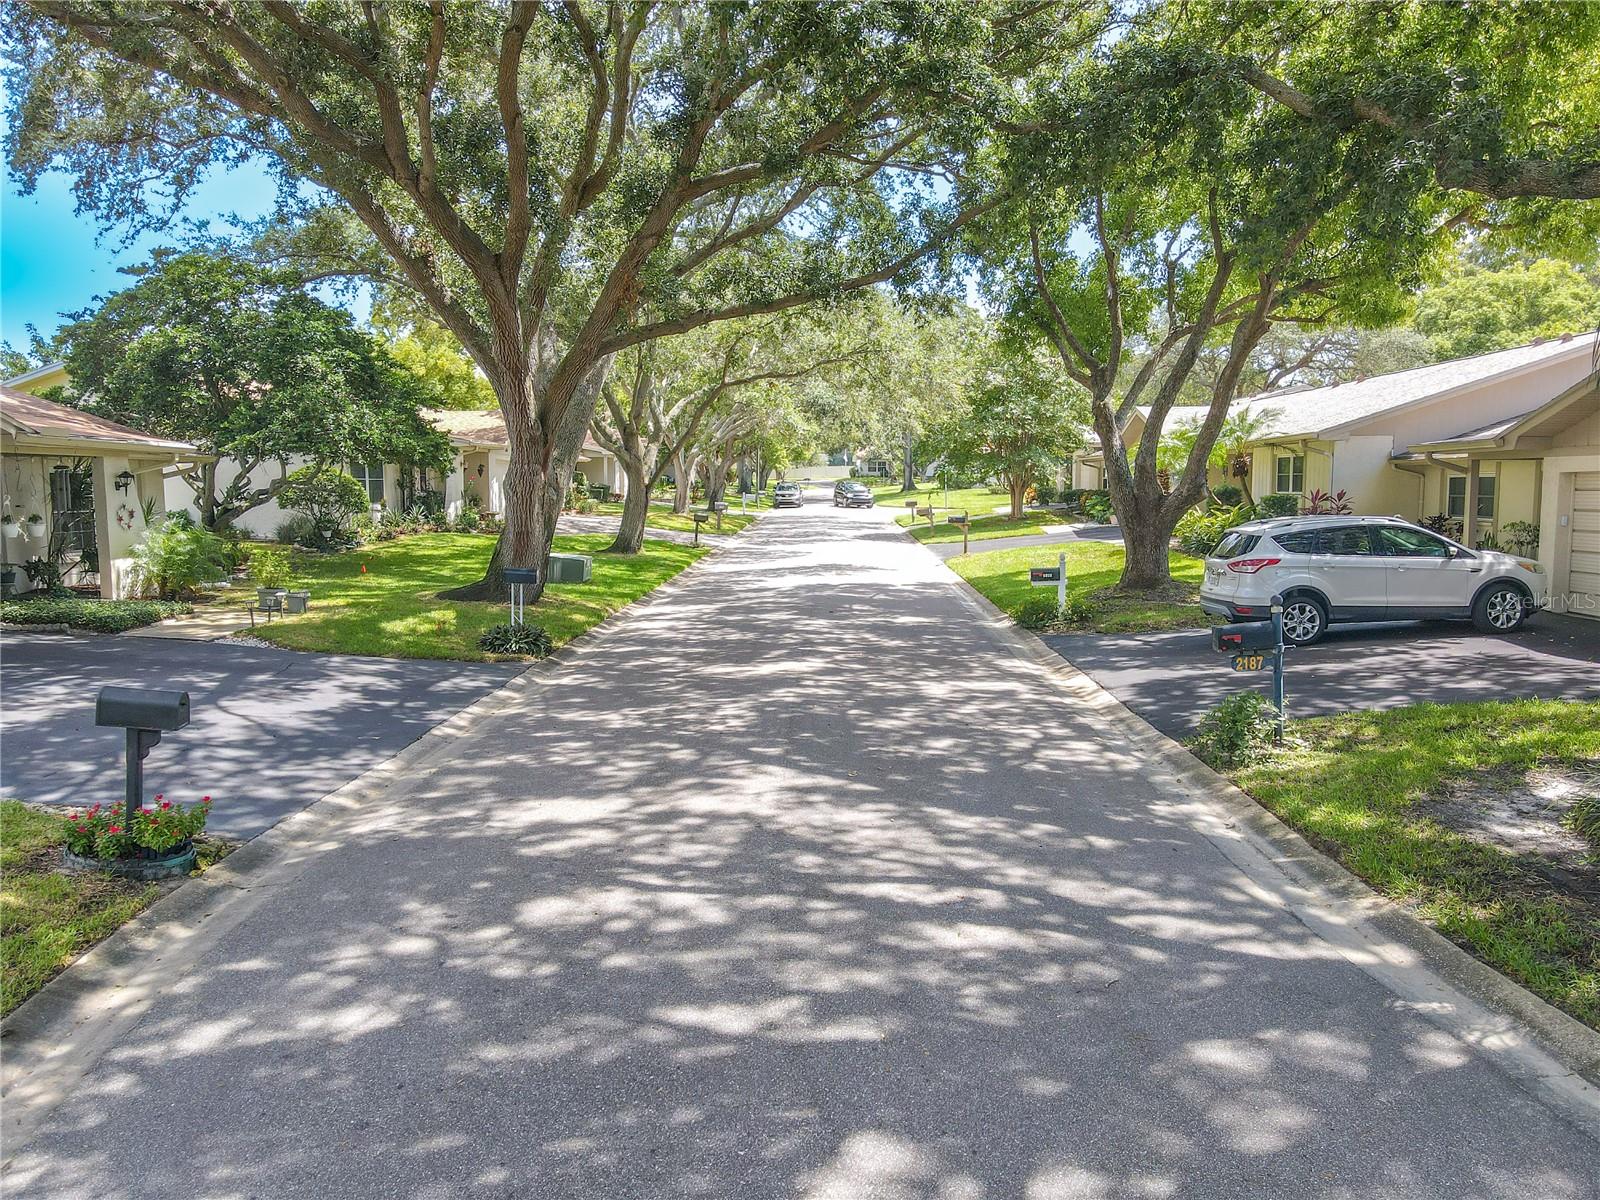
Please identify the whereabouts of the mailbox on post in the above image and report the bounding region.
[691,509,711,545]
[504,566,538,626]
[95,686,190,827]
[946,512,972,555]
[1209,592,1288,741]
[1210,621,1278,654]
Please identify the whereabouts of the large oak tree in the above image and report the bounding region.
[5,1,1071,596]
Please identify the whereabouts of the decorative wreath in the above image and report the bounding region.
[116,503,137,530]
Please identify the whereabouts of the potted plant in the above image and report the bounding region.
[25,512,46,539]
[61,794,213,880]
[247,545,292,608]
[2,514,17,539]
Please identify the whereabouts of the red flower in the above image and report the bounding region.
[107,825,121,834]
[201,796,212,805]
[159,801,172,810]
[154,794,163,801]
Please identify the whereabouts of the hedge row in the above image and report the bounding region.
[0,597,192,633]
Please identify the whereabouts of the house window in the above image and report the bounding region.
[1274,454,1305,494]
[351,462,384,505]
[1476,475,1496,520]
[865,459,889,477]
[1446,475,1466,519]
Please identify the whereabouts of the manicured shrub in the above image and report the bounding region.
[477,622,554,657]
[1420,513,1463,541]
[454,505,483,532]
[1033,481,1057,505]
[0,596,190,632]
[1502,520,1540,557]
[1190,691,1279,768]
[1081,490,1113,523]
[1175,503,1255,558]
[130,520,230,599]
[1210,484,1244,507]
[1012,593,1094,630]
[278,466,368,552]
[273,514,318,546]
[1256,493,1301,518]
[247,546,293,589]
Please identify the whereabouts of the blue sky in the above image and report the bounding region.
[0,152,289,353]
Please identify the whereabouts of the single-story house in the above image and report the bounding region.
[2,362,628,539]
[1399,366,1599,621]
[0,384,208,599]
[425,408,627,519]
[1068,335,1599,619]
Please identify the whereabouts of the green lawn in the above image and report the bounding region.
[875,482,1017,527]
[902,508,1065,544]
[948,540,1207,633]
[589,500,760,535]
[0,800,232,1017]
[1226,700,1600,1028]
[219,532,707,661]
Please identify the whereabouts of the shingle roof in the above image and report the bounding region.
[0,385,199,452]
[423,407,605,452]
[1232,335,1597,439]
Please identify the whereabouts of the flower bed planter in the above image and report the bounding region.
[62,839,196,880]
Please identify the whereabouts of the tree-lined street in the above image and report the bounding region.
[5,497,1597,1197]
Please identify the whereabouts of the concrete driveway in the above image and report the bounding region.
[1044,612,1600,736]
[8,500,1599,1198]
[0,632,523,837]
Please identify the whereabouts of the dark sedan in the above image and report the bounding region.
[833,481,875,508]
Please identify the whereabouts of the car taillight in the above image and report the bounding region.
[1226,558,1281,574]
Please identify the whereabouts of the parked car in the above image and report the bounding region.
[772,482,803,508]
[1200,515,1545,645]
[833,481,875,508]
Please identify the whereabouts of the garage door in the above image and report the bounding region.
[1566,471,1600,620]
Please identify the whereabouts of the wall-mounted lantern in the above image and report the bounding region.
[476,463,485,478]
[114,469,136,494]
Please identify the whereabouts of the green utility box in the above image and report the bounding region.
[548,553,593,583]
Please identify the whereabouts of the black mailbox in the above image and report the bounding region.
[946,514,970,525]
[503,567,538,585]
[96,686,190,732]
[1212,621,1279,654]
[96,686,192,826]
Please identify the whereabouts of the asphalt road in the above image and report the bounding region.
[0,634,523,837]
[6,498,1598,1197]
[1045,613,1600,736]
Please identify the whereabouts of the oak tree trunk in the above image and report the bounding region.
[901,431,916,493]
[609,456,653,554]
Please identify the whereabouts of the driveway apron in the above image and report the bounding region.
[5,503,1597,1198]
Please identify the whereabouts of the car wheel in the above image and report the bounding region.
[1280,595,1327,646]
[1473,583,1528,634]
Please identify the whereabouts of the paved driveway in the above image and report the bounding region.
[8,501,1598,1198]
[0,633,523,837]
[1044,613,1600,736]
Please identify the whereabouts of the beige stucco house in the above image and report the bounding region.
[4,363,627,539]
[1401,365,1599,620]
[1,385,207,599]
[1068,336,1599,619]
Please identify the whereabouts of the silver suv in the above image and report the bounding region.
[1200,515,1545,645]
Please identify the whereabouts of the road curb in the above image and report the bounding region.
[0,529,741,1161]
[934,555,1600,1133]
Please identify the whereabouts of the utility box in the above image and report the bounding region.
[548,553,592,584]
[1212,621,1278,653]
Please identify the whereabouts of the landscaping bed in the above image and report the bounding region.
[210,531,707,661]
[948,540,1207,634]
[0,596,192,633]
[0,799,234,1017]
[1222,699,1600,1029]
